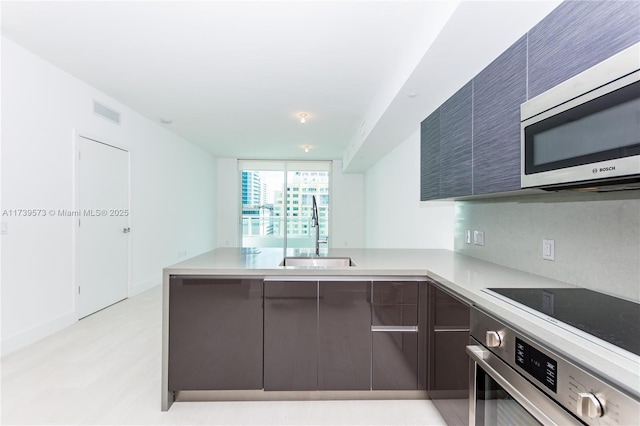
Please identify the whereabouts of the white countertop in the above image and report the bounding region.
[164,247,640,399]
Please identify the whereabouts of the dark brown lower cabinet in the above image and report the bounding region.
[372,331,419,390]
[428,282,471,426]
[432,331,470,391]
[318,281,371,390]
[428,285,470,397]
[263,280,318,391]
[371,280,427,390]
[168,276,263,391]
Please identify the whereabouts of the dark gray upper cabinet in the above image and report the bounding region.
[439,82,473,199]
[528,0,640,99]
[472,36,527,195]
[420,110,440,201]
[419,0,640,200]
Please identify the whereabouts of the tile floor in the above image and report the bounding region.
[1,286,450,425]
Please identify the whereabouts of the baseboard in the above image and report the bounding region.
[131,275,161,297]
[1,311,77,356]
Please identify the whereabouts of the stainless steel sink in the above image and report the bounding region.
[280,257,355,267]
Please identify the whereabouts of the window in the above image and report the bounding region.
[239,160,331,249]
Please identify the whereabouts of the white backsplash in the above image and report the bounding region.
[454,190,640,301]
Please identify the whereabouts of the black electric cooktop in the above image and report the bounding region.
[487,287,640,357]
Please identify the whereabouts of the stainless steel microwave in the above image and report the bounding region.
[521,42,640,191]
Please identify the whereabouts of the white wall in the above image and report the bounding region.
[364,129,454,249]
[1,37,217,355]
[216,158,239,247]
[455,191,640,302]
[331,160,364,248]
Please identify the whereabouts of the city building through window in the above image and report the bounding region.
[239,161,331,249]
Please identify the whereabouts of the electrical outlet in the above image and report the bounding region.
[473,230,485,246]
[465,230,472,244]
[543,239,555,261]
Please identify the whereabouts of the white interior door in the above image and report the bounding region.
[76,136,130,319]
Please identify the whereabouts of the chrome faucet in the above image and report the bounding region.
[311,195,327,256]
[311,195,320,255]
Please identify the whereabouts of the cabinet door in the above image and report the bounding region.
[473,36,527,195]
[168,276,263,391]
[420,110,440,201]
[264,280,318,391]
[528,0,640,99]
[428,284,470,398]
[439,82,473,198]
[372,331,419,390]
[318,281,371,390]
[371,281,422,390]
[432,331,469,391]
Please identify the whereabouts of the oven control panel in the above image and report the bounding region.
[470,308,640,425]
[515,337,557,393]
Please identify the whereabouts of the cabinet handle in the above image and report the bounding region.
[434,327,469,333]
[371,325,418,332]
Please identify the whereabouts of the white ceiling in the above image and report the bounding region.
[1,1,561,171]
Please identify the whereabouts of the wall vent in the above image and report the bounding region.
[93,100,121,125]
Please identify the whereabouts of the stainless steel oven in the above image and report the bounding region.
[468,307,639,426]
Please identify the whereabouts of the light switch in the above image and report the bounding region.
[465,230,472,244]
[473,230,484,246]
[543,239,555,261]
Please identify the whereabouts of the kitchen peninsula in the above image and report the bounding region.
[162,248,639,412]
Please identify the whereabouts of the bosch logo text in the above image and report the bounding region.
[592,166,616,174]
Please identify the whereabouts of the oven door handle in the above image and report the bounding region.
[467,345,581,426]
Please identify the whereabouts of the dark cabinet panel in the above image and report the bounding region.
[168,277,263,391]
[372,332,419,390]
[372,281,418,326]
[373,281,418,304]
[432,331,470,391]
[420,110,440,201]
[528,0,640,99]
[472,36,527,195]
[318,281,371,390]
[264,280,318,391]
[439,82,473,199]
[434,287,471,328]
[372,305,418,326]
[428,283,470,398]
[371,280,426,391]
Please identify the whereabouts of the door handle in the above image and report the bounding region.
[123,227,131,234]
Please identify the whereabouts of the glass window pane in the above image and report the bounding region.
[240,162,330,250]
[241,170,285,248]
[286,170,329,249]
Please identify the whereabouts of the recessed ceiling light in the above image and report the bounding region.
[408,92,417,98]
[303,145,311,153]
[298,112,309,124]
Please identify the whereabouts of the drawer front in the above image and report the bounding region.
[434,288,470,328]
[372,304,418,326]
[372,281,418,305]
